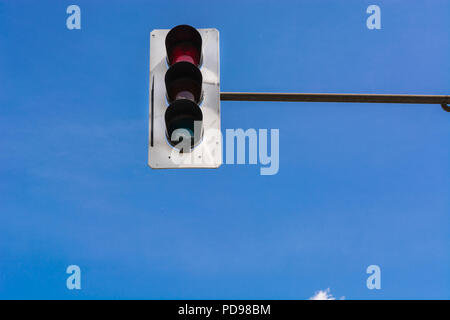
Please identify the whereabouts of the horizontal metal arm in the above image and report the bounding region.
[220,92,450,105]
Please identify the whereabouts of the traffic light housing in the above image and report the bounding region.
[148,25,221,169]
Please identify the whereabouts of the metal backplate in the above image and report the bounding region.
[148,28,221,169]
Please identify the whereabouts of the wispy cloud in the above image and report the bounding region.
[309,288,344,300]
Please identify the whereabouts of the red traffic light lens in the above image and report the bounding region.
[169,42,201,65]
[166,25,202,66]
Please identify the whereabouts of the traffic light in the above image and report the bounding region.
[148,25,221,169]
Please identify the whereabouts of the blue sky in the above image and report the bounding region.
[0,0,449,299]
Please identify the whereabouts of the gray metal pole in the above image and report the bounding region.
[220,92,450,111]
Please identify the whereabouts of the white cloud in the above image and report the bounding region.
[309,288,344,300]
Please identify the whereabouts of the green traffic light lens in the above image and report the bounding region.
[165,99,203,152]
